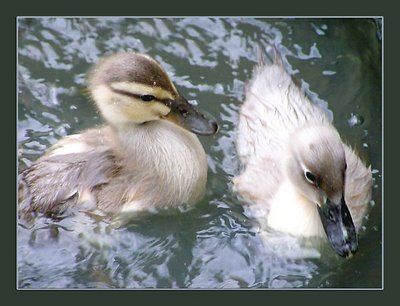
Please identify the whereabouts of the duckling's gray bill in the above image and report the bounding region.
[317,197,358,257]
[164,95,218,136]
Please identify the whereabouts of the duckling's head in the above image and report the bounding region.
[88,52,218,135]
[286,125,357,257]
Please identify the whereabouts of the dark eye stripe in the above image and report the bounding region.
[140,94,155,102]
[111,88,170,104]
[111,88,143,100]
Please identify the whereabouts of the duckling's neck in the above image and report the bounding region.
[110,120,208,210]
[267,179,325,237]
[112,120,200,162]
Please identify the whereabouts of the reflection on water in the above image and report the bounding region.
[17,17,382,289]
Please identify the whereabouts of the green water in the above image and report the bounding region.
[17,17,382,289]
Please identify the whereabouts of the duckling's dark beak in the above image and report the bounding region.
[317,196,358,258]
[163,96,218,136]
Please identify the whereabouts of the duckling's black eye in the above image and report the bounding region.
[140,95,155,102]
[305,171,316,184]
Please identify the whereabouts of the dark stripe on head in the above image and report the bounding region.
[88,53,178,99]
[111,88,173,107]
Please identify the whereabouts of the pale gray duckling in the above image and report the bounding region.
[233,46,372,257]
[19,52,218,218]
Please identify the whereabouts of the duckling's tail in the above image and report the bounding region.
[255,43,284,68]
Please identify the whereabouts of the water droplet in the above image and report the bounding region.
[347,113,364,127]
[322,70,336,76]
[214,83,224,95]
[55,126,68,136]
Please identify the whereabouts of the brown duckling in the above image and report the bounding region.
[19,52,218,218]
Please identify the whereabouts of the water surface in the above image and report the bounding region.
[17,17,382,289]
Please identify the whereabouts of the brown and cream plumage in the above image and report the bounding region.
[19,53,218,218]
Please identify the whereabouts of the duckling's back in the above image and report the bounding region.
[236,48,331,167]
[234,48,330,204]
[18,128,117,217]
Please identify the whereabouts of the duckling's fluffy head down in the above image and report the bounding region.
[87,52,218,135]
[287,125,346,207]
[88,53,178,97]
